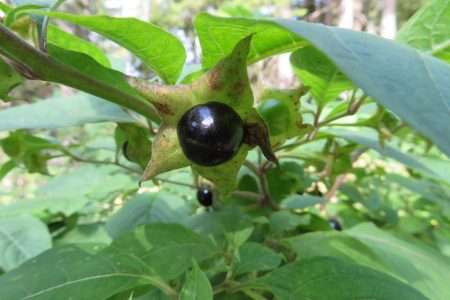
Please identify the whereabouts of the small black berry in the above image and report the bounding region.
[197,188,213,207]
[329,219,342,231]
[177,102,244,166]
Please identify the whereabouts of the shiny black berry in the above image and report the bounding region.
[329,219,342,231]
[197,188,213,207]
[177,102,244,166]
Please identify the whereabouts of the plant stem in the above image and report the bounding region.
[0,23,160,122]
[243,160,279,210]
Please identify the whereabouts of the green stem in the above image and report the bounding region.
[0,23,160,122]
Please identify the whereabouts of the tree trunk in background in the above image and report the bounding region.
[353,0,363,30]
[339,0,354,29]
[380,0,397,39]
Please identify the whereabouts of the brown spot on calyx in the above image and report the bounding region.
[206,67,222,91]
[233,80,245,97]
[153,102,173,115]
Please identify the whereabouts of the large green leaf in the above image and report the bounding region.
[0,215,51,271]
[0,243,161,300]
[179,260,213,300]
[396,0,450,63]
[276,18,450,156]
[111,223,219,281]
[0,59,23,100]
[290,46,354,103]
[248,257,426,300]
[232,242,282,275]
[28,10,186,83]
[0,165,136,217]
[194,12,306,69]
[0,223,217,299]
[0,93,133,131]
[280,194,325,210]
[286,231,396,277]
[47,26,111,67]
[195,14,450,156]
[106,192,191,239]
[348,222,450,300]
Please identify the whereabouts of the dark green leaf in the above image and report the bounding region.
[112,223,219,281]
[248,257,426,300]
[280,194,325,210]
[219,207,254,249]
[106,192,191,239]
[0,243,164,300]
[232,242,281,275]
[269,211,311,235]
[348,222,450,299]
[0,215,52,271]
[287,231,396,276]
[179,260,213,300]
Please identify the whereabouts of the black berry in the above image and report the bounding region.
[329,219,342,231]
[177,102,244,166]
[197,188,213,207]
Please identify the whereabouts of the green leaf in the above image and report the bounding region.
[280,194,325,210]
[112,223,218,281]
[290,46,353,103]
[0,243,166,300]
[0,58,23,100]
[5,4,46,27]
[232,242,281,275]
[47,26,111,67]
[269,211,311,235]
[248,257,426,300]
[0,215,51,271]
[194,13,306,69]
[115,123,152,168]
[396,0,450,63]
[286,231,396,277]
[55,223,112,246]
[47,43,148,102]
[0,165,136,217]
[0,160,16,181]
[387,173,450,214]
[106,192,191,239]
[194,14,450,156]
[28,10,186,83]
[0,93,133,131]
[179,260,213,300]
[348,222,450,300]
[219,207,254,249]
[276,18,450,156]
[322,127,439,179]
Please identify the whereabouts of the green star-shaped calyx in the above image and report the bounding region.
[127,35,276,195]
